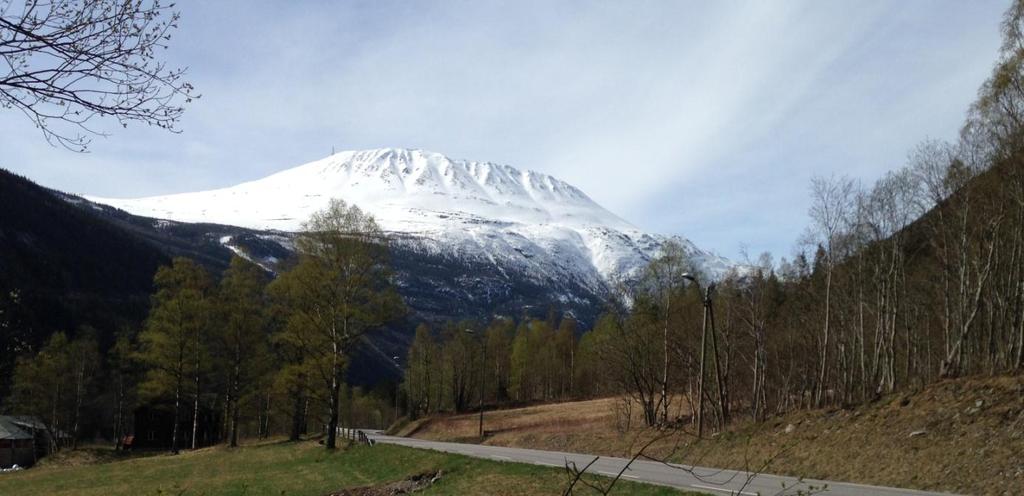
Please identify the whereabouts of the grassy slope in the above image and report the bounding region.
[404,376,1024,496]
[0,439,690,496]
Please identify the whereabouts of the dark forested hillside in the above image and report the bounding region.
[0,168,605,399]
[0,169,170,396]
[0,170,400,394]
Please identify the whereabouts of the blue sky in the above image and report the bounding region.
[0,1,1009,260]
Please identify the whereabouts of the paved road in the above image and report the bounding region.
[365,431,958,496]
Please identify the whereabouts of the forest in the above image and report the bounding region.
[3,199,403,453]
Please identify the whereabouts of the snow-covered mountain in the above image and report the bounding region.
[89,148,733,306]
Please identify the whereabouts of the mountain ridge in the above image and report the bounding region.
[88,148,734,287]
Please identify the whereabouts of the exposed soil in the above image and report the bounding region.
[326,471,441,495]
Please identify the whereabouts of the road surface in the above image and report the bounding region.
[365,431,958,496]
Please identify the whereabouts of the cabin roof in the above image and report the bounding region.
[0,416,33,440]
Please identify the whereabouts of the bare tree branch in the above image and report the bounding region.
[0,0,197,151]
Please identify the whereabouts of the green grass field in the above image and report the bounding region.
[0,439,692,495]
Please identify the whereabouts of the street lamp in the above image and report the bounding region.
[464,329,485,438]
[682,273,717,439]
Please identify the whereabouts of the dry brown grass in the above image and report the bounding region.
[399,396,696,457]
[402,398,614,441]
[406,376,1024,495]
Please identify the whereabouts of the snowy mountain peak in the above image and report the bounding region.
[88,148,733,290]
[272,148,631,231]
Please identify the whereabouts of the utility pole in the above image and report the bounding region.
[683,273,715,439]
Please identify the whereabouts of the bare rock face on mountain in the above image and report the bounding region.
[89,148,734,317]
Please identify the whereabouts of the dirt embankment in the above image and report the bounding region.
[404,376,1024,495]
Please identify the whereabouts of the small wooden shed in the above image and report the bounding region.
[0,416,35,468]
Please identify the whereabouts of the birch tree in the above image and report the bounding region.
[215,256,271,448]
[404,323,437,418]
[270,199,403,450]
[807,175,856,406]
[137,257,211,454]
[634,240,691,424]
[109,330,138,450]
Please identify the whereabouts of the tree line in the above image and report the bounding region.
[402,313,578,418]
[4,199,403,453]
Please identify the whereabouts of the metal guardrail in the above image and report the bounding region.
[335,427,375,446]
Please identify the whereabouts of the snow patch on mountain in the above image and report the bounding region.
[88,148,734,291]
